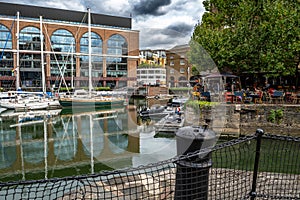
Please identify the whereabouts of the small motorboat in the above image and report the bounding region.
[138,105,169,120]
[154,112,185,133]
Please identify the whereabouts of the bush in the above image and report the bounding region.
[268,109,283,124]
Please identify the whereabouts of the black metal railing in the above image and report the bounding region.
[0,129,299,199]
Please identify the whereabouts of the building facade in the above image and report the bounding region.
[166,44,191,88]
[136,67,166,86]
[0,2,139,91]
[137,49,167,86]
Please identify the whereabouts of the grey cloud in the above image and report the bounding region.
[139,27,191,49]
[166,23,194,36]
[172,0,189,8]
[131,0,171,16]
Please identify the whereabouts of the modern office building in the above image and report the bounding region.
[136,67,167,86]
[0,2,139,91]
[166,44,192,87]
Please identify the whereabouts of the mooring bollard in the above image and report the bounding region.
[175,125,216,200]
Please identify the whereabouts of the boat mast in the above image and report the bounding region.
[16,11,20,90]
[40,16,46,94]
[88,8,92,97]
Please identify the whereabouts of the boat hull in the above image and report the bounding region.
[59,98,125,108]
[154,113,185,133]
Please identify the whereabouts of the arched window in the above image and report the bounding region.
[0,24,13,76]
[19,26,44,88]
[50,29,75,86]
[178,76,188,87]
[170,76,175,87]
[19,26,42,50]
[179,76,187,81]
[0,24,12,49]
[80,32,103,84]
[106,34,128,82]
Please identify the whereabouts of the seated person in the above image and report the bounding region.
[268,87,275,96]
[244,88,253,103]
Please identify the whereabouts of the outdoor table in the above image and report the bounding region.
[249,93,260,103]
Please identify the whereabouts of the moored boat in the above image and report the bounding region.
[154,112,185,133]
[58,90,125,108]
[138,105,168,120]
[0,94,61,112]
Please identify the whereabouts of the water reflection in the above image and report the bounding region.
[0,106,176,182]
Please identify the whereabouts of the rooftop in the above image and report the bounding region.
[0,2,131,29]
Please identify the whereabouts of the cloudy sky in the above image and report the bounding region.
[0,0,205,50]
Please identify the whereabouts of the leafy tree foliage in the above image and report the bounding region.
[189,0,300,79]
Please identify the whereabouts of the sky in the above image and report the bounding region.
[0,0,206,50]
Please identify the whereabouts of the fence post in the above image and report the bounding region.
[249,128,264,200]
[174,126,216,200]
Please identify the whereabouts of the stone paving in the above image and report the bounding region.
[58,168,300,199]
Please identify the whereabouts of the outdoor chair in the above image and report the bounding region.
[225,92,234,103]
[254,91,263,104]
[291,92,300,104]
[233,91,244,103]
[270,91,284,104]
[262,91,271,103]
[244,95,253,104]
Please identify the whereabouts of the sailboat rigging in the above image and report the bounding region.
[58,8,125,109]
[0,14,61,111]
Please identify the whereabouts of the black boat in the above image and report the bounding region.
[138,105,170,120]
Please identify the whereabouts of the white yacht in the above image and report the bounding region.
[0,93,61,111]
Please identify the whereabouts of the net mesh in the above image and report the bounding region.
[0,133,299,199]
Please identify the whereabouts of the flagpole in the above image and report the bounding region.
[16,11,20,89]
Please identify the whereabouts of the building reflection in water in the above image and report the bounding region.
[0,106,142,181]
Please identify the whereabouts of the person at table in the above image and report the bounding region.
[254,86,262,94]
[244,88,253,103]
[268,87,275,96]
[264,81,271,91]
[254,87,263,103]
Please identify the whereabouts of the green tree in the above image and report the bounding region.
[189,0,300,81]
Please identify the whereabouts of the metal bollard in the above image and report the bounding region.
[175,125,216,200]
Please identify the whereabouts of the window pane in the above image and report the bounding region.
[106,34,128,78]
[0,25,12,49]
[50,29,76,78]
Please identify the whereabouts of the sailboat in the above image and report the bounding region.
[0,90,61,111]
[59,89,125,108]
[0,14,61,111]
[58,8,125,109]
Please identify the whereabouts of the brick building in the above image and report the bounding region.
[0,2,139,91]
[166,44,192,88]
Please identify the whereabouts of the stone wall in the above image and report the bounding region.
[238,104,300,136]
[188,104,300,137]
